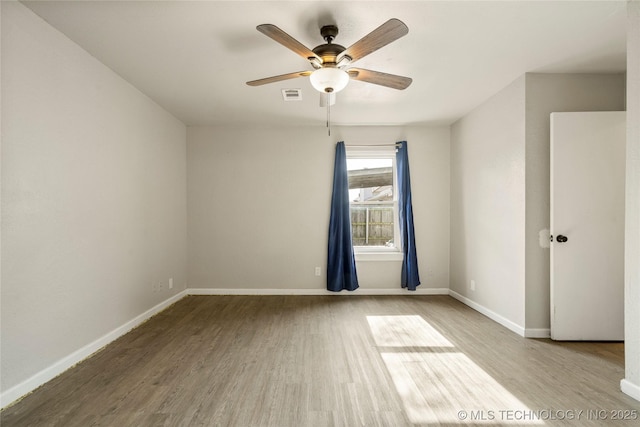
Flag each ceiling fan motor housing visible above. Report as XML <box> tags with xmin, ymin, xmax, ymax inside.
<box><xmin>312</xmin><ymin>43</ymin><xmax>346</xmax><ymax>67</ymax></box>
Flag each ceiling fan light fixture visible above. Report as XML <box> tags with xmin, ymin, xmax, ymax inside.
<box><xmin>310</xmin><ymin>68</ymin><xmax>349</xmax><ymax>93</ymax></box>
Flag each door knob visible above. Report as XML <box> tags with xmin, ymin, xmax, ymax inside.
<box><xmin>556</xmin><ymin>235</ymin><xmax>568</xmax><ymax>243</ymax></box>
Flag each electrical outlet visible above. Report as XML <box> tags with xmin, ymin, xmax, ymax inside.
<box><xmin>470</xmin><ymin>279</ymin><xmax>476</xmax><ymax>291</ymax></box>
<box><xmin>169</xmin><ymin>278</ymin><xmax>173</xmax><ymax>289</ymax></box>
<box><xmin>315</xmin><ymin>267</ymin><xmax>321</xmax><ymax>276</ymax></box>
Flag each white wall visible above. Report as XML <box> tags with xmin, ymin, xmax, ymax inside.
<box><xmin>187</xmin><ymin>125</ymin><xmax>449</xmax><ymax>292</ymax></box>
<box><xmin>524</xmin><ymin>73</ymin><xmax>625</xmax><ymax>331</ymax></box>
<box><xmin>1</xmin><ymin>1</ymin><xmax>187</xmax><ymax>401</ymax></box>
<box><xmin>450</xmin><ymin>76</ymin><xmax>527</xmax><ymax>329</ymax></box>
<box><xmin>623</xmin><ymin>0</ymin><xmax>640</xmax><ymax>402</ymax></box>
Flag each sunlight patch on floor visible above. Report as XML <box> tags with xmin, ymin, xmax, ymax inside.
<box><xmin>366</xmin><ymin>315</ymin><xmax>454</xmax><ymax>348</ymax></box>
<box><xmin>368</xmin><ymin>316</ymin><xmax>544</xmax><ymax>425</ymax></box>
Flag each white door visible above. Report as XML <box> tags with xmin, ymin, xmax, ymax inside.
<box><xmin>550</xmin><ymin>111</ymin><xmax>625</xmax><ymax>341</ymax></box>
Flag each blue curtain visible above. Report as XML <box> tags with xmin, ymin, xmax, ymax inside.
<box><xmin>327</xmin><ymin>142</ymin><xmax>359</xmax><ymax>292</ymax></box>
<box><xmin>396</xmin><ymin>141</ymin><xmax>421</xmax><ymax>290</ymax></box>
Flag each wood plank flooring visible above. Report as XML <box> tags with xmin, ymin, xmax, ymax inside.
<box><xmin>2</xmin><ymin>295</ymin><xmax>639</xmax><ymax>426</ymax></box>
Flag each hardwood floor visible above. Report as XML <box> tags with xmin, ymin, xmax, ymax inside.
<box><xmin>2</xmin><ymin>295</ymin><xmax>638</xmax><ymax>426</ymax></box>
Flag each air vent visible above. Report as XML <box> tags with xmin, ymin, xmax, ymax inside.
<box><xmin>282</xmin><ymin>89</ymin><xmax>302</xmax><ymax>101</ymax></box>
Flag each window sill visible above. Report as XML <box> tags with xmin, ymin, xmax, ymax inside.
<box><xmin>354</xmin><ymin>250</ymin><xmax>404</xmax><ymax>262</ymax></box>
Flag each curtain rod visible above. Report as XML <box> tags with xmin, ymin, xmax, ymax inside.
<box><xmin>345</xmin><ymin>142</ymin><xmax>404</xmax><ymax>147</ymax></box>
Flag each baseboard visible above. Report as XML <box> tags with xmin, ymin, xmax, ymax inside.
<box><xmin>524</xmin><ymin>328</ymin><xmax>551</xmax><ymax>338</ymax></box>
<box><xmin>0</xmin><ymin>290</ymin><xmax>187</xmax><ymax>409</ymax></box>
<box><xmin>448</xmin><ymin>290</ymin><xmax>526</xmax><ymax>337</ymax></box>
<box><xmin>187</xmin><ymin>287</ymin><xmax>450</xmax><ymax>296</ymax></box>
<box><xmin>621</xmin><ymin>379</ymin><xmax>640</xmax><ymax>402</ymax></box>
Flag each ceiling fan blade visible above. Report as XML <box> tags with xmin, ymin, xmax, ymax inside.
<box><xmin>347</xmin><ymin>68</ymin><xmax>412</xmax><ymax>90</ymax></box>
<box><xmin>246</xmin><ymin>71</ymin><xmax>312</xmax><ymax>86</ymax></box>
<box><xmin>338</xmin><ymin>19</ymin><xmax>408</xmax><ymax>64</ymax></box>
<box><xmin>319</xmin><ymin>92</ymin><xmax>336</xmax><ymax>107</ymax></box>
<box><xmin>257</xmin><ymin>24</ymin><xmax>321</xmax><ymax>62</ymax></box>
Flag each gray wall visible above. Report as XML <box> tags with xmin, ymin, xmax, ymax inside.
<box><xmin>1</xmin><ymin>2</ymin><xmax>187</xmax><ymax>395</ymax></box>
<box><xmin>187</xmin><ymin>125</ymin><xmax>450</xmax><ymax>292</ymax></box>
<box><xmin>450</xmin><ymin>76</ymin><xmax>527</xmax><ymax>328</ymax></box>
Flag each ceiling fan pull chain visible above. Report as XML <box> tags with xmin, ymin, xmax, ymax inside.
<box><xmin>327</xmin><ymin>100</ymin><xmax>331</xmax><ymax>136</ymax></box>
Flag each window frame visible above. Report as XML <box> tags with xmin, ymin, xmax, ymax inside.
<box><xmin>346</xmin><ymin>146</ymin><xmax>403</xmax><ymax>261</ymax></box>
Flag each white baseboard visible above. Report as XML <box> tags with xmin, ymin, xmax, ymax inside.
<box><xmin>621</xmin><ymin>379</ymin><xmax>640</xmax><ymax>402</ymax></box>
<box><xmin>0</xmin><ymin>290</ymin><xmax>187</xmax><ymax>409</ymax></box>
<box><xmin>524</xmin><ymin>328</ymin><xmax>551</xmax><ymax>338</ymax></box>
<box><xmin>448</xmin><ymin>290</ymin><xmax>526</xmax><ymax>337</ymax></box>
<box><xmin>186</xmin><ymin>287</ymin><xmax>450</xmax><ymax>296</ymax></box>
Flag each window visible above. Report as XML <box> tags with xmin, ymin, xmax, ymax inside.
<box><xmin>346</xmin><ymin>146</ymin><xmax>401</xmax><ymax>257</ymax></box>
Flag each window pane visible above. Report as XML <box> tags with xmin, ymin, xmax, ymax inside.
<box><xmin>347</xmin><ymin>157</ymin><xmax>395</xmax><ymax>247</ymax></box>
<box><xmin>350</xmin><ymin>204</ymin><xmax>395</xmax><ymax>246</ymax></box>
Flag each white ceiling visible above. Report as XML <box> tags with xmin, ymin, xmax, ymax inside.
<box><xmin>22</xmin><ymin>0</ymin><xmax>628</xmax><ymax>127</ymax></box>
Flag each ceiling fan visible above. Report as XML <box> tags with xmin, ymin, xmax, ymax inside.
<box><xmin>246</xmin><ymin>19</ymin><xmax>412</xmax><ymax>103</ymax></box>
